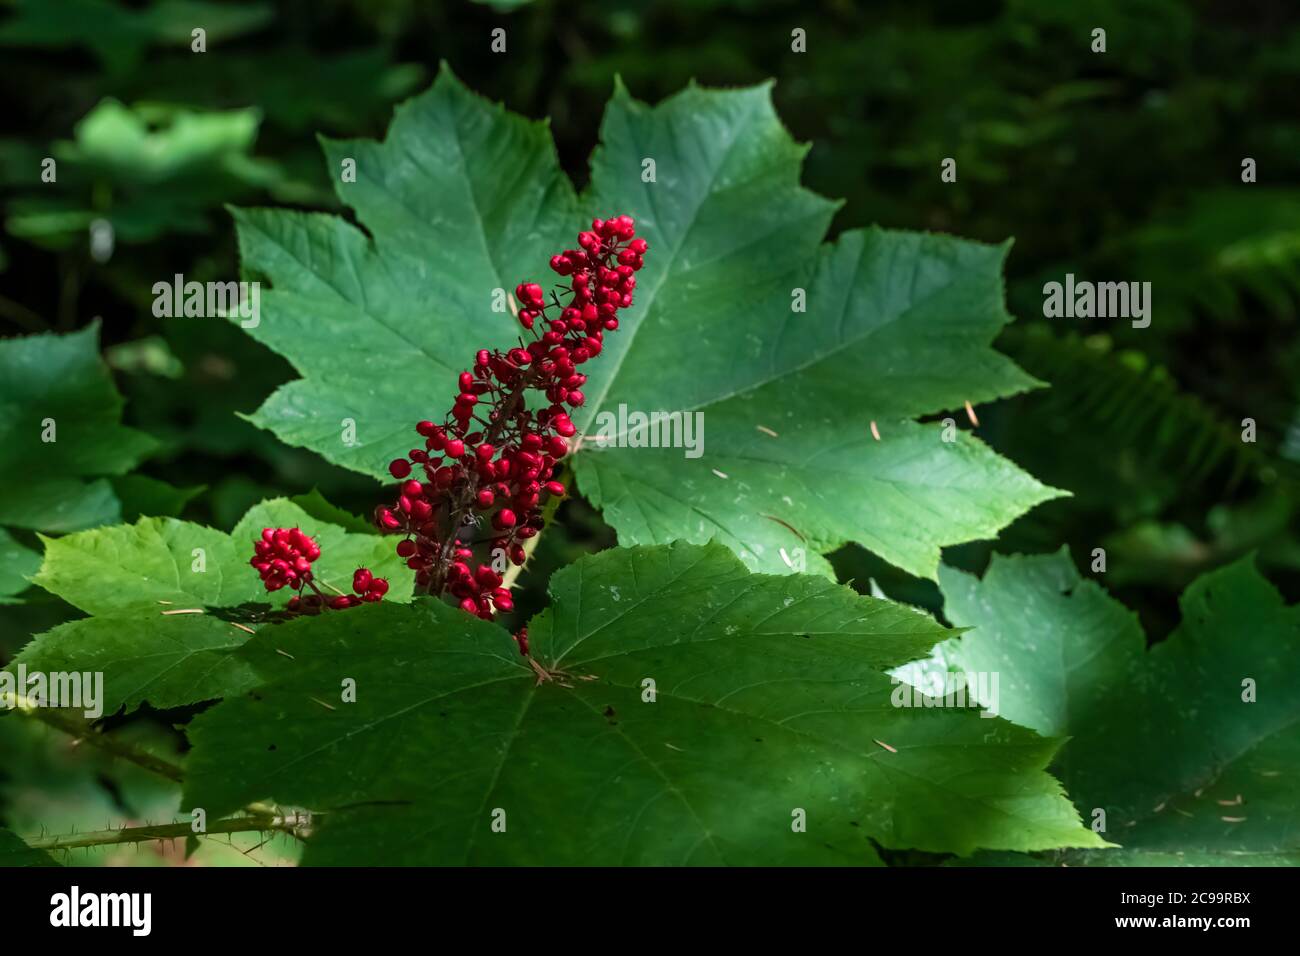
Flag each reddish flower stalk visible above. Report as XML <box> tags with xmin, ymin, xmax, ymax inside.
<box><xmin>377</xmin><ymin>215</ymin><xmax>647</xmax><ymax>624</ymax></box>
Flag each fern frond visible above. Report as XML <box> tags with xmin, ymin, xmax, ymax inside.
<box><xmin>999</xmin><ymin>323</ymin><xmax>1281</xmax><ymax>488</ymax></box>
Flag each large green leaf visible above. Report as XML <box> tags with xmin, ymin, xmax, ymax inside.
<box><xmin>232</xmin><ymin>67</ymin><xmax>1057</xmax><ymax>580</ymax></box>
<box><xmin>0</xmin><ymin>324</ymin><xmax>157</xmax><ymax>533</ymax></box>
<box><xmin>232</xmin><ymin>67</ymin><xmax>579</xmax><ymax>470</ymax></box>
<box><xmin>932</xmin><ymin>550</ymin><xmax>1300</xmax><ymax>865</ymax></box>
<box><xmin>13</xmin><ymin>498</ymin><xmax>412</xmax><ymax>715</ymax></box>
<box><xmin>183</xmin><ymin>541</ymin><xmax>1103</xmax><ymax>865</ymax></box>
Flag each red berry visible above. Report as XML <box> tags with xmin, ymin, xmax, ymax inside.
<box><xmin>353</xmin><ymin>568</ymin><xmax>373</xmax><ymax>594</ymax></box>
<box><xmin>389</xmin><ymin>458</ymin><xmax>412</xmax><ymax>479</ymax></box>
<box><xmin>251</xmin><ymin>527</ymin><xmax>323</xmax><ymax>595</ymax></box>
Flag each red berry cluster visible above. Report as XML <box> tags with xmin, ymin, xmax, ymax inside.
<box><xmin>250</xmin><ymin>527</ymin><xmax>320</xmax><ymax>591</ymax></box>
<box><xmin>251</xmin><ymin>526</ymin><xmax>387</xmax><ymax>615</ymax></box>
<box><xmin>379</xmin><ymin>215</ymin><xmax>647</xmax><ymax>622</ymax></box>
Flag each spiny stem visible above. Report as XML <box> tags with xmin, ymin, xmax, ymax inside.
<box><xmin>28</xmin><ymin>812</ymin><xmax>314</xmax><ymax>852</ymax></box>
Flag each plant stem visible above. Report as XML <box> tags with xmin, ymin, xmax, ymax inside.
<box><xmin>23</xmin><ymin>706</ymin><xmax>184</xmax><ymax>782</ymax></box>
<box><xmin>28</xmin><ymin>812</ymin><xmax>313</xmax><ymax>852</ymax></box>
<box><xmin>501</xmin><ymin>490</ymin><xmax>561</xmax><ymax>590</ymax></box>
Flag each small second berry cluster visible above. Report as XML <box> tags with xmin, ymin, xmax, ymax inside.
<box><xmin>251</xmin><ymin>526</ymin><xmax>387</xmax><ymax>614</ymax></box>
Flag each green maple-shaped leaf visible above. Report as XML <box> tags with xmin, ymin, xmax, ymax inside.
<box><xmin>183</xmin><ymin>541</ymin><xmax>1104</xmax><ymax>865</ymax></box>
<box><xmin>930</xmin><ymin>550</ymin><xmax>1300</xmax><ymax>865</ymax></box>
<box><xmin>232</xmin><ymin>67</ymin><xmax>1058</xmax><ymax>580</ymax></box>
<box><xmin>0</xmin><ymin>323</ymin><xmax>157</xmax><ymax>533</ymax></box>
<box><xmin>12</xmin><ymin>498</ymin><xmax>412</xmax><ymax>715</ymax></box>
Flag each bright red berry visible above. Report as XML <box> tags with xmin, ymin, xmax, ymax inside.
<box><xmin>353</xmin><ymin>568</ymin><xmax>373</xmax><ymax>594</ymax></box>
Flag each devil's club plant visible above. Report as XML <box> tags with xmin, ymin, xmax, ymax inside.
<box><xmin>374</xmin><ymin>215</ymin><xmax>646</xmax><ymax>623</ymax></box>
<box><xmin>23</xmin><ymin>73</ymin><xmax>1252</xmax><ymax>869</ymax></box>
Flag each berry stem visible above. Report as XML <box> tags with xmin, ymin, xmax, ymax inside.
<box><xmin>429</xmin><ymin>364</ymin><xmax>541</xmax><ymax>595</ymax></box>
<box><xmin>500</xmin><ymin>489</ymin><xmax>562</xmax><ymax>591</ymax></box>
